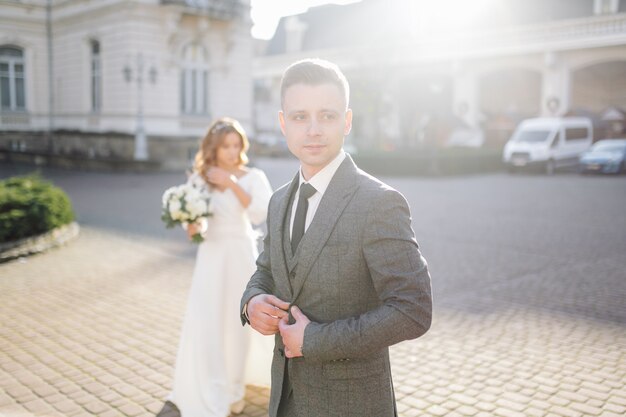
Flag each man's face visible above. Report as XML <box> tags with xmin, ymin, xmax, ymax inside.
<box><xmin>279</xmin><ymin>83</ymin><xmax>352</xmax><ymax>180</ymax></box>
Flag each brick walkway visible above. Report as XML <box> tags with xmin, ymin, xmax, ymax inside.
<box><xmin>1</xmin><ymin>167</ymin><xmax>625</xmax><ymax>417</ymax></box>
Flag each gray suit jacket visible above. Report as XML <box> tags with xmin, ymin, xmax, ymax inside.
<box><xmin>241</xmin><ymin>155</ymin><xmax>432</xmax><ymax>417</ymax></box>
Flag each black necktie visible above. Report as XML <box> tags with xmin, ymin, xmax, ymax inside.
<box><xmin>291</xmin><ymin>183</ymin><xmax>317</xmax><ymax>253</ymax></box>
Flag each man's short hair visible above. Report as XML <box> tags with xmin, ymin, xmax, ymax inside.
<box><xmin>280</xmin><ymin>58</ymin><xmax>350</xmax><ymax>109</ymax></box>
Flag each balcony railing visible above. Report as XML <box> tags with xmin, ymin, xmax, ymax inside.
<box><xmin>161</xmin><ymin>0</ymin><xmax>247</xmax><ymax>20</ymax></box>
<box><xmin>375</xmin><ymin>13</ymin><xmax>626</xmax><ymax>63</ymax></box>
<box><xmin>467</xmin><ymin>13</ymin><xmax>626</xmax><ymax>51</ymax></box>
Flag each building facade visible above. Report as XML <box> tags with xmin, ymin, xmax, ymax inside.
<box><xmin>0</xmin><ymin>0</ymin><xmax>252</xmax><ymax>167</ymax></box>
<box><xmin>253</xmin><ymin>0</ymin><xmax>626</xmax><ymax>152</ymax></box>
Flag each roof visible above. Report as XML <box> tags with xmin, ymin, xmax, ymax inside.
<box><xmin>264</xmin><ymin>0</ymin><xmax>603</xmax><ymax>56</ymax></box>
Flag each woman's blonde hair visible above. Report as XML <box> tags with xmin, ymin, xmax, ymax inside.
<box><xmin>193</xmin><ymin>117</ymin><xmax>250</xmax><ymax>183</ymax></box>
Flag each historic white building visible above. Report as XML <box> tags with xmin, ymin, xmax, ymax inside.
<box><xmin>254</xmin><ymin>0</ymin><xmax>626</xmax><ymax>151</ymax></box>
<box><xmin>0</xmin><ymin>0</ymin><xmax>252</xmax><ymax>164</ymax></box>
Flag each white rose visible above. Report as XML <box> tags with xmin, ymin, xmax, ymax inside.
<box><xmin>186</xmin><ymin>188</ymin><xmax>201</xmax><ymax>201</ymax></box>
<box><xmin>188</xmin><ymin>200</ymin><xmax>207</xmax><ymax>218</ymax></box>
<box><xmin>162</xmin><ymin>187</ymin><xmax>176</xmax><ymax>206</ymax></box>
<box><xmin>169</xmin><ymin>199</ymin><xmax>182</xmax><ymax>215</ymax></box>
<box><xmin>187</xmin><ymin>205</ymin><xmax>199</xmax><ymax>219</ymax></box>
<box><xmin>173</xmin><ymin>185</ymin><xmax>185</xmax><ymax>199</ymax></box>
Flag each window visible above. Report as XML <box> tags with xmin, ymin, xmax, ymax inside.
<box><xmin>181</xmin><ymin>43</ymin><xmax>209</xmax><ymax>115</ymax></box>
<box><xmin>91</xmin><ymin>40</ymin><xmax>102</xmax><ymax>112</ymax></box>
<box><xmin>594</xmin><ymin>0</ymin><xmax>619</xmax><ymax>14</ymax></box>
<box><xmin>514</xmin><ymin>130</ymin><xmax>551</xmax><ymax>143</ymax></box>
<box><xmin>0</xmin><ymin>46</ymin><xmax>26</xmax><ymax>111</ymax></box>
<box><xmin>550</xmin><ymin>131</ymin><xmax>561</xmax><ymax>148</ymax></box>
<box><xmin>565</xmin><ymin>127</ymin><xmax>589</xmax><ymax>141</ymax></box>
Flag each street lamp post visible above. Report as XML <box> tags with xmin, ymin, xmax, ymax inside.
<box><xmin>123</xmin><ymin>53</ymin><xmax>157</xmax><ymax>161</ymax></box>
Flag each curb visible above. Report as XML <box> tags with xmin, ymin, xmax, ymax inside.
<box><xmin>0</xmin><ymin>222</ymin><xmax>80</xmax><ymax>263</ymax></box>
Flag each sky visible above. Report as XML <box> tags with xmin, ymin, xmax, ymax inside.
<box><xmin>250</xmin><ymin>0</ymin><xmax>362</xmax><ymax>40</ymax></box>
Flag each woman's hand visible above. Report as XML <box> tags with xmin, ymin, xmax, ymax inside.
<box><xmin>207</xmin><ymin>167</ymin><xmax>236</xmax><ymax>189</ymax></box>
<box><xmin>186</xmin><ymin>222</ymin><xmax>201</xmax><ymax>240</ymax></box>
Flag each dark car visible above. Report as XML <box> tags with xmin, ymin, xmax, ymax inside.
<box><xmin>579</xmin><ymin>139</ymin><xmax>626</xmax><ymax>174</ymax></box>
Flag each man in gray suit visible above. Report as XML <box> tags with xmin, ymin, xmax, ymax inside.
<box><xmin>241</xmin><ymin>58</ymin><xmax>432</xmax><ymax>417</ymax></box>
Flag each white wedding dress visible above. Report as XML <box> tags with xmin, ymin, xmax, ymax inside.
<box><xmin>169</xmin><ymin>168</ymin><xmax>274</xmax><ymax>417</ymax></box>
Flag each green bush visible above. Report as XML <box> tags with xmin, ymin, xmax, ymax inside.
<box><xmin>0</xmin><ymin>174</ymin><xmax>75</xmax><ymax>243</ymax></box>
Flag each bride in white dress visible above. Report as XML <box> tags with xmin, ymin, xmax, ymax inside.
<box><xmin>159</xmin><ymin>118</ymin><xmax>274</xmax><ymax>417</ymax></box>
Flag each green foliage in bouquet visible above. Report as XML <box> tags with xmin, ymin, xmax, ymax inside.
<box><xmin>0</xmin><ymin>174</ymin><xmax>75</xmax><ymax>243</ymax></box>
<box><xmin>160</xmin><ymin>210</ymin><xmax>179</xmax><ymax>229</ymax></box>
<box><xmin>161</xmin><ymin>208</ymin><xmax>204</xmax><ymax>243</ymax></box>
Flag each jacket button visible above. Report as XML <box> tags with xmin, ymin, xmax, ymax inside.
<box><xmin>278</xmin><ymin>348</ymin><xmax>285</xmax><ymax>357</ymax></box>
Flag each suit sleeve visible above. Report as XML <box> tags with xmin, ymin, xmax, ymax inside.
<box><xmin>302</xmin><ymin>189</ymin><xmax>432</xmax><ymax>361</ymax></box>
<box><xmin>240</xmin><ymin>195</ymin><xmax>277</xmax><ymax>326</ymax></box>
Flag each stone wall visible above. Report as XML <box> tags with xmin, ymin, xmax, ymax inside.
<box><xmin>0</xmin><ymin>130</ymin><xmax>198</xmax><ymax>171</ymax></box>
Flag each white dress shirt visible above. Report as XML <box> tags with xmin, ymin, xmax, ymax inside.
<box><xmin>289</xmin><ymin>150</ymin><xmax>346</xmax><ymax>239</ymax></box>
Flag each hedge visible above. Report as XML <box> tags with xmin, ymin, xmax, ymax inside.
<box><xmin>0</xmin><ymin>174</ymin><xmax>75</xmax><ymax>243</ymax></box>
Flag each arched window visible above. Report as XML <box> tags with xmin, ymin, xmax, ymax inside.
<box><xmin>181</xmin><ymin>43</ymin><xmax>208</xmax><ymax>115</ymax></box>
<box><xmin>91</xmin><ymin>40</ymin><xmax>102</xmax><ymax>112</ymax></box>
<box><xmin>0</xmin><ymin>46</ymin><xmax>26</xmax><ymax>111</ymax></box>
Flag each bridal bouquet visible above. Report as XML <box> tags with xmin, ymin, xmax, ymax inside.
<box><xmin>161</xmin><ymin>182</ymin><xmax>212</xmax><ymax>243</ymax></box>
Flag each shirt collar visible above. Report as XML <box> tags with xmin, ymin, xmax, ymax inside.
<box><xmin>298</xmin><ymin>150</ymin><xmax>346</xmax><ymax>198</ymax></box>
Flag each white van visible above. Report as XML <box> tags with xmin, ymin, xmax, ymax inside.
<box><xmin>503</xmin><ymin>117</ymin><xmax>593</xmax><ymax>174</ymax></box>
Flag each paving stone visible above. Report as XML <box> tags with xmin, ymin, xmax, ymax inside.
<box><xmin>0</xmin><ymin>394</ymin><xmax>13</xmax><ymax>408</ymax></box>
<box><xmin>455</xmin><ymin>405</ymin><xmax>479</xmax><ymax>416</ymax></box>
<box><xmin>449</xmin><ymin>393</ymin><xmax>478</xmax><ymax>406</ymax></box>
<box><xmin>99</xmin><ymin>409</ymin><xmax>125</xmax><ymax>417</ymax></box>
<box><xmin>22</xmin><ymin>398</ymin><xmax>56</xmax><ymax>414</ymax></box>
<box><xmin>603</xmin><ymin>402</ymin><xmax>626</xmax><ymax>414</ymax></box>
<box><xmin>598</xmin><ymin>412</ymin><xmax>624</xmax><ymax>417</ymax></box>
<box><xmin>493</xmin><ymin>407</ymin><xmax>526</xmax><ymax>417</ymax></box>
<box><xmin>45</xmin><ymin>393</ymin><xmax>68</xmax><ymax>404</ymax></box>
<box><xmin>548</xmin><ymin>405</ymin><xmax>583</xmax><ymax>417</ymax></box>
<box><xmin>474</xmin><ymin>400</ymin><xmax>498</xmax><ymax>413</ymax></box>
<box><xmin>402</xmin><ymin>396</ymin><xmax>430</xmax><ymax>410</ymax></box>
<box><xmin>116</xmin><ymin>402</ymin><xmax>145</xmax><ymax>417</ymax></box>
<box><xmin>440</xmin><ymin>400</ymin><xmax>460</xmax><ymax>410</ymax></box>
<box><xmin>501</xmin><ymin>392</ymin><xmax>532</xmax><ymax>406</ymax></box>
<box><xmin>525</xmin><ymin>406</ymin><xmax>546</xmax><ymax>417</ymax></box>
<box><xmin>425</xmin><ymin>405</ymin><xmax>450</xmax><ymax>416</ymax></box>
<box><xmin>581</xmin><ymin>381</ymin><xmax>612</xmax><ymax>393</ymax></box>
<box><xmin>608</xmin><ymin>394</ymin><xmax>626</xmax><ymax>406</ymax></box>
<box><xmin>31</xmin><ymin>383</ymin><xmax>59</xmax><ymax>398</ymax></box>
<box><xmin>495</xmin><ymin>398</ymin><xmax>526</xmax><ymax>412</ymax></box>
<box><xmin>83</xmin><ymin>399</ymin><xmax>111</xmax><ymax>415</ymax></box>
<box><xmin>52</xmin><ymin>399</ymin><xmax>83</xmax><ymax>415</ymax></box>
<box><xmin>570</xmin><ymin>401</ymin><xmax>603</xmax><ymax>416</ymax></box>
<box><xmin>4</xmin><ymin>385</ymin><xmax>32</xmax><ymax>399</ymax></box>
<box><xmin>578</xmin><ymin>387</ymin><xmax>610</xmax><ymax>402</ymax></box>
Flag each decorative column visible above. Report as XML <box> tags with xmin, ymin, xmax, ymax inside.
<box><xmin>541</xmin><ymin>51</ymin><xmax>571</xmax><ymax>116</ymax></box>
<box><xmin>452</xmin><ymin>61</ymin><xmax>480</xmax><ymax>128</ymax></box>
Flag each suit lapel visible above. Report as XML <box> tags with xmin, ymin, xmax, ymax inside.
<box><xmin>291</xmin><ymin>155</ymin><xmax>360</xmax><ymax>302</ymax></box>
<box><xmin>272</xmin><ymin>172</ymin><xmax>300</xmax><ymax>299</ymax></box>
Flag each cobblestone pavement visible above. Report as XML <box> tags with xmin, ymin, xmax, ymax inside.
<box><xmin>1</xmin><ymin>160</ymin><xmax>625</xmax><ymax>417</ymax></box>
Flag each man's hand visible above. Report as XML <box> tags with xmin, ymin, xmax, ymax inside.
<box><xmin>278</xmin><ymin>305</ymin><xmax>311</xmax><ymax>358</ymax></box>
<box><xmin>247</xmin><ymin>294</ymin><xmax>290</xmax><ymax>335</ymax></box>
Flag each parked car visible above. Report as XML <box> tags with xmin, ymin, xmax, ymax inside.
<box><xmin>503</xmin><ymin>117</ymin><xmax>593</xmax><ymax>174</ymax></box>
<box><xmin>578</xmin><ymin>139</ymin><xmax>626</xmax><ymax>174</ymax></box>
